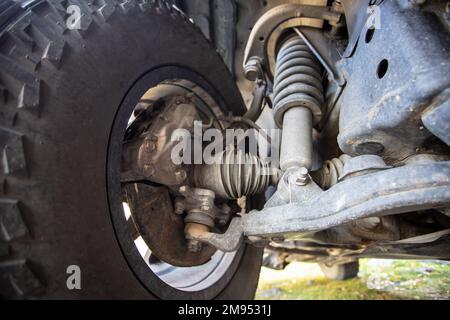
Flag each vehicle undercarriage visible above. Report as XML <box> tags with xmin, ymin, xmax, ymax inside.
<box><xmin>0</xmin><ymin>0</ymin><xmax>449</xmax><ymax>299</ymax></box>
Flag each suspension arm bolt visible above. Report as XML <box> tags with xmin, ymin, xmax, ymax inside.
<box><xmin>295</xmin><ymin>167</ymin><xmax>310</xmax><ymax>186</ymax></box>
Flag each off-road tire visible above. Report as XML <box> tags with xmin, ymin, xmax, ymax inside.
<box><xmin>0</xmin><ymin>0</ymin><xmax>262</xmax><ymax>299</ymax></box>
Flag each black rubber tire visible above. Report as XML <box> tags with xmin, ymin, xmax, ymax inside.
<box><xmin>0</xmin><ymin>0</ymin><xmax>262</xmax><ymax>299</ymax></box>
<box><xmin>319</xmin><ymin>261</ymin><xmax>359</xmax><ymax>281</ymax></box>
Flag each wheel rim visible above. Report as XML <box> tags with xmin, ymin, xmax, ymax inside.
<box><xmin>123</xmin><ymin>203</ymin><xmax>237</xmax><ymax>292</ymax></box>
<box><xmin>107</xmin><ymin>66</ymin><xmax>242</xmax><ymax>298</ymax></box>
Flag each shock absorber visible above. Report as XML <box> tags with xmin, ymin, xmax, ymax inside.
<box><xmin>273</xmin><ymin>35</ymin><xmax>325</xmax><ymax>171</ymax></box>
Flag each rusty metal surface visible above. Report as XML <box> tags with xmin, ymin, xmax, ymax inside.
<box><xmin>421</xmin><ymin>88</ymin><xmax>450</xmax><ymax>147</ymax></box>
<box><xmin>121</xmin><ymin>96</ymin><xmax>199</xmax><ymax>186</ymax></box>
<box><xmin>337</xmin><ymin>0</ymin><xmax>450</xmax><ymax>161</ymax></box>
<box><xmin>124</xmin><ymin>183</ymin><xmax>216</xmax><ymax>267</ymax></box>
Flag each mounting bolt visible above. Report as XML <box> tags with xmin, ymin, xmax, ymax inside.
<box><xmin>244</xmin><ymin>57</ymin><xmax>262</xmax><ymax>81</ymax></box>
<box><xmin>295</xmin><ymin>167</ymin><xmax>309</xmax><ymax>186</ymax></box>
<box><xmin>187</xmin><ymin>239</ymin><xmax>202</xmax><ymax>253</ymax></box>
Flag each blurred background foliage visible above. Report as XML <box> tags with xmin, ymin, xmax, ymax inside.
<box><xmin>256</xmin><ymin>259</ymin><xmax>450</xmax><ymax>300</ymax></box>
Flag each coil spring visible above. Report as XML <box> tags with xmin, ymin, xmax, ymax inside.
<box><xmin>273</xmin><ymin>36</ymin><xmax>324</xmax><ymax>127</ymax></box>
<box><xmin>194</xmin><ymin>150</ymin><xmax>275</xmax><ymax>199</ymax></box>
<box><xmin>312</xmin><ymin>154</ymin><xmax>352</xmax><ymax>189</ymax></box>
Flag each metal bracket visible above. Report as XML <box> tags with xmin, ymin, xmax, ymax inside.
<box><xmin>191</xmin><ymin>161</ymin><xmax>450</xmax><ymax>252</ymax></box>
<box><xmin>243</xmin><ymin>3</ymin><xmax>341</xmax><ymax>81</ymax></box>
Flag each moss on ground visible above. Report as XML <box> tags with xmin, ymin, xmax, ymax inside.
<box><xmin>256</xmin><ymin>259</ymin><xmax>450</xmax><ymax>300</ymax></box>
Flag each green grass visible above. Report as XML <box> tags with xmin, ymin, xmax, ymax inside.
<box><xmin>256</xmin><ymin>260</ymin><xmax>450</xmax><ymax>300</ymax></box>
<box><xmin>360</xmin><ymin>260</ymin><xmax>450</xmax><ymax>299</ymax></box>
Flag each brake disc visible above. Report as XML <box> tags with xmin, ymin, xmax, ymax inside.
<box><xmin>124</xmin><ymin>183</ymin><xmax>216</xmax><ymax>267</ymax></box>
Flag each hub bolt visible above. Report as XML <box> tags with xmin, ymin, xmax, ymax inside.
<box><xmin>187</xmin><ymin>239</ymin><xmax>202</xmax><ymax>253</ymax></box>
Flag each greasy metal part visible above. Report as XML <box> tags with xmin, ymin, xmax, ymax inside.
<box><xmin>124</xmin><ymin>183</ymin><xmax>216</xmax><ymax>266</ymax></box>
<box><xmin>265</xmin><ymin>240</ymin><xmax>360</xmax><ymax>265</ymax></box>
<box><xmin>217</xmin><ymin>115</ymin><xmax>273</xmax><ymax>145</ymax></box>
<box><xmin>175</xmin><ymin>186</ymin><xmax>232</xmax><ymax>225</ymax></box>
<box><xmin>243</xmin><ymin>3</ymin><xmax>341</xmax><ymax>81</ymax></box>
<box><xmin>190</xmin><ymin>161</ymin><xmax>450</xmax><ymax>252</ymax></box>
<box><xmin>339</xmin><ymin>154</ymin><xmax>390</xmax><ymax>181</ymax></box>
<box><xmin>184</xmin><ymin>223</ymin><xmax>210</xmax><ymax>253</ymax></box>
<box><xmin>245</xmin><ymin>162</ymin><xmax>450</xmax><ymax>237</ymax></box>
<box><xmin>262</xmin><ymin>250</ymin><xmax>289</xmax><ymax>270</ymax></box>
<box><xmin>270</xmin><ymin>229</ymin><xmax>450</xmax><ymax>263</ymax></box>
<box><xmin>243</xmin><ymin>57</ymin><xmax>264</xmax><ymax>83</ymax></box>
<box><xmin>338</xmin><ymin>0</ymin><xmax>450</xmax><ymax>160</ymax></box>
<box><xmin>340</xmin><ymin>0</ymin><xmax>371</xmax><ymax>58</ymax></box>
<box><xmin>350</xmin><ymin>217</ymin><xmax>398</xmax><ymax>241</ymax></box>
<box><xmin>272</xmin><ymin>36</ymin><xmax>324</xmax><ymax>128</ymax></box>
<box><xmin>310</xmin><ymin>154</ymin><xmax>351</xmax><ymax>189</ymax></box>
<box><xmin>358</xmin><ymin>229</ymin><xmax>450</xmax><ymax>260</ymax></box>
<box><xmin>267</xmin><ymin>244</ymin><xmax>328</xmax><ymax>257</ymax></box>
<box><xmin>328</xmin><ymin>0</ymin><xmax>346</xmax><ymax>37</ymax></box>
<box><xmin>177</xmin><ymin>186</ymin><xmax>216</xmax><ymax>227</ymax></box>
<box><xmin>311</xmin><ymin>212</ymin><xmax>440</xmax><ymax>245</ymax></box>
<box><xmin>189</xmin><ymin>217</ymin><xmax>245</xmax><ymax>253</ymax></box>
<box><xmin>121</xmin><ymin>96</ymin><xmax>199</xmax><ymax>185</ymax></box>
<box><xmin>175</xmin><ymin>186</ymin><xmax>217</xmax><ymax>253</ymax></box>
<box><xmin>280</xmin><ymin>108</ymin><xmax>313</xmax><ymax>170</ymax></box>
<box><xmin>264</xmin><ymin>166</ymin><xmax>322</xmax><ymax>208</ymax></box>
<box><xmin>243</xmin><ymin>79</ymin><xmax>267</xmax><ymax>122</ymax></box>
<box><xmin>194</xmin><ymin>149</ymin><xmax>275</xmax><ymax>199</ymax></box>
<box><xmin>404</xmin><ymin>153</ymin><xmax>450</xmax><ymax>165</ymax></box>
<box><xmin>421</xmin><ymin>88</ymin><xmax>450</xmax><ymax>147</ymax></box>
